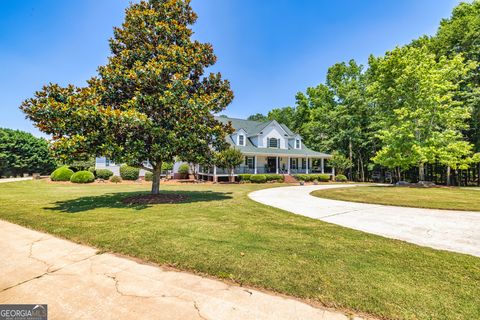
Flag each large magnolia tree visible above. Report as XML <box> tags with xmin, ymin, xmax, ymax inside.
<box><xmin>21</xmin><ymin>0</ymin><xmax>233</xmax><ymax>194</ymax></box>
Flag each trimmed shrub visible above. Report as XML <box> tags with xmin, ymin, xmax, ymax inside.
<box><xmin>238</xmin><ymin>174</ymin><xmax>251</xmax><ymax>182</ymax></box>
<box><xmin>110</xmin><ymin>175</ymin><xmax>122</xmax><ymax>183</ymax></box>
<box><xmin>50</xmin><ymin>166</ymin><xmax>74</xmax><ymax>181</ymax></box>
<box><xmin>70</xmin><ymin>170</ymin><xmax>95</xmax><ymax>183</ymax></box>
<box><xmin>335</xmin><ymin>174</ymin><xmax>348</xmax><ymax>182</ymax></box>
<box><xmin>145</xmin><ymin>172</ymin><xmax>153</xmax><ymax>181</ymax></box>
<box><xmin>96</xmin><ymin>169</ymin><xmax>114</xmax><ymax>180</ymax></box>
<box><xmin>120</xmin><ymin>165</ymin><xmax>139</xmax><ymax>180</ymax></box>
<box><xmin>264</xmin><ymin>174</ymin><xmax>284</xmax><ymax>182</ymax></box>
<box><xmin>88</xmin><ymin>166</ymin><xmax>96</xmax><ymax>175</ymax></box>
<box><xmin>317</xmin><ymin>174</ymin><xmax>331</xmax><ymax>182</ymax></box>
<box><xmin>178</xmin><ymin>164</ymin><xmax>190</xmax><ymax>175</ymax></box>
<box><xmin>293</xmin><ymin>174</ymin><xmax>330</xmax><ymax>182</ymax></box>
<box><xmin>250</xmin><ymin>174</ymin><xmax>267</xmax><ymax>183</ymax></box>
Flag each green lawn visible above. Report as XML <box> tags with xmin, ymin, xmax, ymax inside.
<box><xmin>312</xmin><ymin>185</ymin><xmax>480</xmax><ymax>211</ymax></box>
<box><xmin>0</xmin><ymin>180</ymin><xmax>479</xmax><ymax>320</ymax></box>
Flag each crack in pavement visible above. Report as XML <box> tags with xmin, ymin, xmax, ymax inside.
<box><xmin>2</xmin><ymin>240</ymin><xmax>98</xmax><ymax>293</ymax></box>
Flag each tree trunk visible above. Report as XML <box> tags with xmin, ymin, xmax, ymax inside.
<box><xmin>446</xmin><ymin>166</ymin><xmax>451</xmax><ymax>186</ymax></box>
<box><xmin>151</xmin><ymin>162</ymin><xmax>162</xmax><ymax>195</ymax></box>
<box><xmin>348</xmin><ymin>138</ymin><xmax>353</xmax><ymax>181</ymax></box>
<box><xmin>229</xmin><ymin>168</ymin><xmax>235</xmax><ymax>183</ymax></box>
<box><xmin>419</xmin><ymin>163</ymin><xmax>425</xmax><ymax>181</ymax></box>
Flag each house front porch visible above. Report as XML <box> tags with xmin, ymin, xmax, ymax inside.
<box><xmin>198</xmin><ymin>154</ymin><xmax>334</xmax><ymax>181</ymax></box>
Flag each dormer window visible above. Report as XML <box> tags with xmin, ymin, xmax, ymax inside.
<box><xmin>238</xmin><ymin>134</ymin><xmax>245</xmax><ymax>146</ymax></box>
<box><xmin>295</xmin><ymin>139</ymin><xmax>301</xmax><ymax>149</ymax></box>
<box><xmin>268</xmin><ymin>138</ymin><xmax>279</xmax><ymax>148</ymax></box>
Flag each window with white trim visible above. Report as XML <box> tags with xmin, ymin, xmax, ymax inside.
<box><xmin>239</xmin><ymin>134</ymin><xmax>245</xmax><ymax>146</ymax></box>
<box><xmin>295</xmin><ymin>139</ymin><xmax>301</xmax><ymax>149</ymax></box>
<box><xmin>245</xmin><ymin>156</ymin><xmax>254</xmax><ymax>169</ymax></box>
<box><xmin>268</xmin><ymin>138</ymin><xmax>279</xmax><ymax>148</ymax></box>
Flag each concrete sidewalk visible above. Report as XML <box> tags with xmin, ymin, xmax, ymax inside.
<box><xmin>0</xmin><ymin>177</ymin><xmax>33</xmax><ymax>183</ymax></box>
<box><xmin>249</xmin><ymin>184</ymin><xmax>480</xmax><ymax>258</ymax></box>
<box><xmin>0</xmin><ymin>220</ymin><xmax>362</xmax><ymax>320</ymax></box>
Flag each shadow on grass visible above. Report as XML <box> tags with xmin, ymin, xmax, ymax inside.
<box><xmin>45</xmin><ymin>190</ymin><xmax>233</xmax><ymax>213</ymax></box>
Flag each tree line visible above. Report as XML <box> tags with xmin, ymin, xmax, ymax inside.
<box><xmin>249</xmin><ymin>1</ymin><xmax>480</xmax><ymax>185</ymax></box>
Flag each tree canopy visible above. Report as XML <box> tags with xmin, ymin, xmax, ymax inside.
<box><xmin>0</xmin><ymin>128</ymin><xmax>57</xmax><ymax>177</ymax></box>
<box><xmin>21</xmin><ymin>0</ymin><xmax>233</xmax><ymax>194</ymax></box>
<box><xmin>251</xmin><ymin>0</ymin><xmax>480</xmax><ymax>184</ymax></box>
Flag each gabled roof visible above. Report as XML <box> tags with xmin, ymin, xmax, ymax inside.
<box><xmin>216</xmin><ymin>116</ymin><xmax>331</xmax><ymax>158</ymax></box>
<box><xmin>215</xmin><ymin>116</ymin><xmax>294</xmax><ymax>137</ymax></box>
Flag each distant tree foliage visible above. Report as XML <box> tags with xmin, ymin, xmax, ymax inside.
<box><xmin>0</xmin><ymin>128</ymin><xmax>56</xmax><ymax>177</ymax></box>
<box><xmin>260</xmin><ymin>0</ymin><xmax>480</xmax><ymax>185</ymax></box>
<box><xmin>247</xmin><ymin>113</ymin><xmax>268</xmax><ymax>122</ymax></box>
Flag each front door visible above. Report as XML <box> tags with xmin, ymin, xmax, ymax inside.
<box><xmin>267</xmin><ymin>157</ymin><xmax>276</xmax><ymax>173</ymax></box>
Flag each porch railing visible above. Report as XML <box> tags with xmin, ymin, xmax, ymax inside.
<box><xmin>198</xmin><ymin>165</ymin><xmax>329</xmax><ymax>175</ymax></box>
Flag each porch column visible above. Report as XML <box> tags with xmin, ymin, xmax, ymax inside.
<box><xmin>332</xmin><ymin>167</ymin><xmax>335</xmax><ymax>181</ymax></box>
<box><xmin>276</xmin><ymin>156</ymin><xmax>279</xmax><ymax>174</ymax></box>
<box><xmin>213</xmin><ymin>165</ymin><xmax>217</xmax><ymax>182</ymax></box>
<box><xmin>306</xmin><ymin>156</ymin><xmax>309</xmax><ymax>174</ymax></box>
<box><xmin>321</xmin><ymin>158</ymin><xmax>324</xmax><ymax>174</ymax></box>
<box><xmin>287</xmin><ymin>156</ymin><xmax>290</xmax><ymax>174</ymax></box>
<box><xmin>254</xmin><ymin>155</ymin><xmax>257</xmax><ymax>174</ymax></box>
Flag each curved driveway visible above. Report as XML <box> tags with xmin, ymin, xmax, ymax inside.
<box><xmin>249</xmin><ymin>184</ymin><xmax>480</xmax><ymax>257</ymax></box>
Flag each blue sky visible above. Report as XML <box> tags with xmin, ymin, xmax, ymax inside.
<box><xmin>0</xmin><ymin>0</ymin><xmax>460</xmax><ymax>136</ymax></box>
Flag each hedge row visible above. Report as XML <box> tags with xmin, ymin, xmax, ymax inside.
<box><xmin>239</xmin><ymin>174</ymin><xmax>284</xmax><ymax>183</ymax></box>
<box><xmin>293</xmin><ymin>174</ymin><xmax>331</xmax><ymax>182</ymax></box>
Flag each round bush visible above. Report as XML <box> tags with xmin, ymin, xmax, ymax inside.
<box><xmin>238</xmin><ymin>174</ymin><xmax>251</xmax><ymax>182</ymax></box>
<box><xmin>110</xmin><ymin>175</ymin><xmax>122</xmax><ymax>183</ymax></box>
<box><xmin>250</xmin><ymin>174</ymin><xmax>267</xmax><ymax>183</ymax></box>
<box><xmin>120</xmin><ymin>165</ymin><xmax>140</xmax><ymax>180</ymax></box>
<box><xmin>50</xmin><ymin>166</ymin><xmax>74</xmax><ymax>181</ymax></box>
<box><xmin>70</xmin><ymin>170</ymin><xmax>95</xmax><ymax>184</ymax></box>
<box><xmin>145</xmin><ymin>172</ymin><xmax>153</xmax><ymax>181</ymax></box>
<box><xmin>178</xmin><ymin>164</ymin><xmax>190</xmax><ymax>175</ymax></box>
<box><xmin>96</xmin><ymin>169</ymin><xmax>114</xmax><ymax>180</ymax></box>
<box><xmin>335</xmin><ymin>174</ymin><xmax>348</xmax><ymax>182</ymax></box>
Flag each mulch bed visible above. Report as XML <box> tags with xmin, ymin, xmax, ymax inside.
<box><xmin>122</xmin><ymin>193</ymin><xmax>189</xmax><ymax>205</ymax></box>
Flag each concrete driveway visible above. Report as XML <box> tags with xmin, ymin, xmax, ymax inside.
<box><xmin>0</xmin><ymin>220</ymin><xmax>362</xmax><ymax>320</ymax></box>
<box><xmin>249</xmin><ymin>184</ymin><xmax>480</xmax><ymax>257</ymax></box>
<box><xmin>0</xmin><ymin>177</ymin><xmax>33</xmax><ymax>183</ymax></box>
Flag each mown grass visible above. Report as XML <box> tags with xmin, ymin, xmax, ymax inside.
<box><xmin>0</xmin><ymin>180</ymin><xmax>479</xmax><ymax>319</ymax></box>
<box><xmin>312</xmin><ymin>185</ymin><xmax>480</xmax><ymax>211</ymax></box>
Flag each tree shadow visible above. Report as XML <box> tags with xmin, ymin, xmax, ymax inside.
<box><xmin>45</xmin><ymin>190</ymin><xmax>233</xmax><ymax>213</ymax></box>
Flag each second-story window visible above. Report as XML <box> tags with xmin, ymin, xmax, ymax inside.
<box><xmin>268</xmin><ymin>138</ymin><xmax>279</xmax><ymax>148</ymax></box>
<box><xmin>239</xmin><ymin>135</ymin><xmax>245</xmax><ymax>146</ymax></box>
<box><xmin>295</xmin><ymin>139</ymin><xmax>300</xmax><ymax>149</ymax></box>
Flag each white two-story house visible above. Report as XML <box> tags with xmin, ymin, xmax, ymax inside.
<box><xmin>197</xmin><ymin>117</ymin><xmax>332</xmax><ymax>180</ymax></box>
<box><xmin>96</xmin><ymin>116</ymin><xmax>332</xmax><ymax>180</ymax></box>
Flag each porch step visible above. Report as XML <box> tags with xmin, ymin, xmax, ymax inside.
<box><xmin>283</xmin><ymin>174</ymin><xmax>298</xmax><ymax>184</ymax></box>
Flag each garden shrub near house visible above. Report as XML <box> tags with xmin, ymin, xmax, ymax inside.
<box><xmin>70</xmin><ymin>170</ymin><xmax>95</xmax><ymax>183</ymax></box>
<box><xmin>110</xmin><ymin>175</ymin><xmax>122</xmax><ymax>183</ymax></box>
<box><xmin>250</xmin><ymin>174</ymin><xmax>267</xmax><ymax>183</ymax></box>
<box><xmin>264</xmin><ymin>174</ymin><xmax>284</xmax><ymax>182</ymax></box>
<box><xmin>293</xmin><ymin>174</ymin><xmax>330</xmax><ymax>182</ymax></box>
<box><xmin>50</xmin><ymin>166</ymin><xmax>74</xmax><ymax>181</ymax></box>
<box><xmin>120</xmin><ymin>165</ymin><xmax>139</xmax><ymax>180</ymax></box>
<box><xmin>238</xmin><ymin>174</ymin><xmax>251</xmax><ymax>182</ymax></box>
<box><xmin>96</xmin><ymin>169</ymin><xmax>114</xmax><ymax>180</ymax></box>
<box><xmin>178</xmin><ymin>164</ymin><xmax>190</xmax><ymax>178</ymax></box>
<box><xmin>145</xmin><ymin>172</ymin><xmax>153</xmax><ymax>181</ymax></box>
<box><xmin>335</xmin><ymin>174</ymin><xmax>348</xmax><ymax>182</ymax></box>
